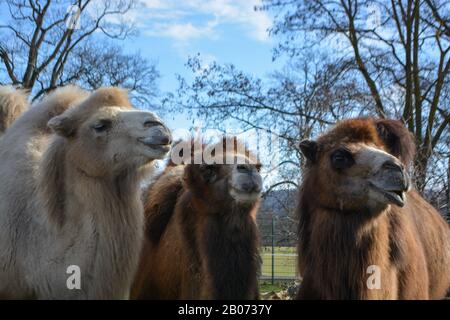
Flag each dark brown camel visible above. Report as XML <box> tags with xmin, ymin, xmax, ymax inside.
<box><xmin>296</xmin><ymin>118</ymin><xmax>450</xmax><ymax>299</ymax></box>
<box><xmin>131</xmin><ymin>138</ymin><xmax>263</xmax><ymax>299</ymax></box>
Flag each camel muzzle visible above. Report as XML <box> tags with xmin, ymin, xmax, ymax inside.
<box><xmin>229</xmin><ymin>170</ymin><xmax>263</xmax><ymax>203</ymax></box>
<box><xmin>370</xmin><ymin>160</ymin><xmax>410</xmax><ymax>207</ymax></box>
<box><xmin>139</xmin><ymin>125</ymin><xmax>172</xmax><ymax>147</ymax></box>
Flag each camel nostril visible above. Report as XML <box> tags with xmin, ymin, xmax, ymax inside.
<box><xmin>380</xmin><ymin>160</ymin><xmax>409</xmax><ymax>192</ymax></box>
<box><xmin>143</xmin><ymin>119</ymin><xmax>161</xmax><ymax>128</ymax></box>
<box><xmin>241</xmin><ymin>182</ymin><xmax>253</xmax><ymax>192</ymax></box>
<box><xmin>156</xmin><ymin>125</ymin><xmax>172</xmax><ymax>146</ymax></box>
<box><xmin>382</xmin><ymin>160</ymin><xmax>403</xmax><ymax>173</ymax></box>
<box><xmin>160</xmin><ymin>135</ymin><xmax>171</xmax><ymax>145</ymax></box>
<box><xmin>237</xmin><ymin>165</ymin><xmax>249</xmax><ymax>172</ymax></box>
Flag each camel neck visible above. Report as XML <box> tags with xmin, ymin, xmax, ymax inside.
<box><xmin>64</xmin><ymin>166</ymin><xmax>144</xmax><ymax>298</ymax></box>
<box><xmin>308</xmin><ymin>207</ymin><xmax>391</xmax><ymax>299</ymax></box>
<box><xmin>197</xmin><ymin>203</ymin><xmax>260</xmax><ymax>299</ymax></box>
<box><xmin>68</xmin><ymin>166</ymin><xmax>140</xmax><ymax>216</ymax></box>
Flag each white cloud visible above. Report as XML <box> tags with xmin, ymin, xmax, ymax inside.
<box><xmin>140</xmin><ymin>0</ymin><xmax>170</xmax><ymax>9</ymax></box>
<box><xmin>185</xmin><ymin>0</ymin><xmax>271</xmax><ymax>42</ymax></box>
<box><xmin>163</xmin><ymin>23</ymin><xmax>211</xmax><ymax>41</ymax></box>
<box><xmin>135</xmin><ymin>0</ymin><xmax>272</xmax><ymax>43</ymax></box>
<box><xmin>146</xmin><ymin>19</ymin><xmax>219</xmax><ymax>41</ymax></box>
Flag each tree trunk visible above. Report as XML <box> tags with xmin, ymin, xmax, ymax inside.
<box><xmin>413</xmin><ymin>149</ymin><xmax>429</xmax><ymax>193</ymax></box>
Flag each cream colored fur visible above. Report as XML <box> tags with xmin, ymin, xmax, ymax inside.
<box><xmin>0</xmin><ymin>86</ymin><xmax>168</xmax><ymax>299</ymax></box>
<box><xmin>0</xmin><ymin>85</ymin><xmax>28</xmax><ymax>135</ymax></box>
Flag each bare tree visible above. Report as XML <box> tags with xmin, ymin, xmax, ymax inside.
<box><xmin>59</xmin><ymin>39</ymin><xmax>160</xmax><ymax>108</ymax></box>
<box><xmin>167</xmin><ymin>53</ymin><xmax>366</xmax><ymax>191</ymax></box>
<box><xmin>0</xmin><ymin>0</ymin><xmax>154</xmax><ymax>100</ymax></box>
<box><xmin>424</xmin><ymin>0</ymin><xmax>450</xmax><ymax>37</ymax></box>
<box><xmin>261</xmin><ymin>0</ymin><xmax>450</xmax><ymax>192</ymax></box>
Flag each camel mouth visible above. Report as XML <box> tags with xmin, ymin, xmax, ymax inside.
<box><xmin>137</xmin><ymin>138</ymin><xmax>171</xmax><ymax>152</ymax></box>
<box><xmin>229</xmin><ymin>187</ymin><xmax>261</xmax><ymax>203</ymax></box>
<box><xmin>381</xmin><ymin>189</ymin><xmax>405</xmax><ymax>207</ymax></box>
<box><xmin>149</xmin><ymin>144</ymin><xmax>171</xmax><ymax>152</ymax></box>
<box><xmin>370</xmin><ymin>183</ymin><xmax>405</xmax><ymax>207</ymax></box>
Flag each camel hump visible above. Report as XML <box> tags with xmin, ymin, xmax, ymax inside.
<box><xmin>84</xmin><ymin>87</ymin><xmax>131</xmax><ymax>109</ymax></box>
<box><xmin>144</xmin><ymin>167</ymin><xmax>184</xmax><ymax>244</ymax></box>
<box><xmin>0</xmin><ymin>85</ymin><xmax>29</xmax><ymax>134</ymax></box>
<box><xmin>35</xmin><ymin>85</ymin><xmax>89</xmax><ymax>118</ymax></box>
<box><xmin>375</xmin><ymin>119</ymin><xmax>416</xmax><ymax>167</ymax></box>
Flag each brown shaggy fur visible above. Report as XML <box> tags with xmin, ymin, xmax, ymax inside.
<box><xmin>297</xmin><ymin>118</ymin><xmax>450</xmax><ymax>299</ymax></box>
<box><xmin>131</xmin><ymin>138</ymin><xmax>262</xmax><ymax>299</ymax></box>
<box><xmin>0</xmin><ymin>86</ymin><xmax>28</xmax><ymax>134</ymax></box>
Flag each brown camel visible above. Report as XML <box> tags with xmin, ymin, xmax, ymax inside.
<box><xmin>0</xmin><ymin>86</ymin><xmax>172</xmax><ymax>299</ymax></box>
<box><xmin>131</xmin><ymin>138</ymin><xmax>263</xmax><ymax>299</ymax></box>
<box><xmin>296</xmin><ymin>118</ymin><xmax>450</xmax><ymax>299</ymax></box>
<box><xmin>0</xmin><ymin>85</ymin><xmax>28</xmax><ymax>135</ymax></box>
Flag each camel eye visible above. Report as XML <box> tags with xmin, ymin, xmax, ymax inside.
<box><xmin>330</xmin><ymin>148</ymin><xmax>354</xmax><ymax>170</ymax></box>
<box><xmin>92</xmin><ymin>120</ymin><xmax>112</xmax><ymax>133</ymax></box>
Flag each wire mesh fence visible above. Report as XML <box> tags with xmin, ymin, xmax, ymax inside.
<box><xmin>260</xmin><ymin>247</ymin><xmax>297</xmax><ymax>282</ymax></box>
<box><xmin>257</xmin><ymin>189</ymin><xmax>299</xmax><ymax>283</ymax></box>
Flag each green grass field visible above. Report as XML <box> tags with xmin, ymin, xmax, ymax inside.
<box><xmin>259</xmin><ymin>282</ymin><xmax>286</xmax><ymax>293</ymax></box>
<box><xmin>260</xmin><ymin>246</ymin><xmax>297</xmax><ymax>279</ymax></box>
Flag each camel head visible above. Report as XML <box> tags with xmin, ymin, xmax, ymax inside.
<box><xmin>299</xmin><ymin>118</ymin><xmax>415</xmax><ymax>213</ymax></box>
<box><xmin>183</xmin><ymin>137</ymin><xmax>262</xmax><ymax>206</ymax></box>
<box><xmin>47</xmin><ymin>87</ymin><xmax>172</xmax><ymax>177</ymax></box>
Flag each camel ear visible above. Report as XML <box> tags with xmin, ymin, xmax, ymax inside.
<box><xmin>299</xmin><ymin>140</ymin><xmax>318</xmax><ymax>163</ymax></box>
<box><xmin>47</xmin><ymin>115</ymin><xmax>76</xmax><ymax>137</ymax></box>
<box><xmin>375</xmin><ymin>119</ymin><xmax>416</xmax><ymax>166</ymax></box>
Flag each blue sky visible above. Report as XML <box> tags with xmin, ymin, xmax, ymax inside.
<box><xmin>122</xmin><ymin>0</ymin><xmax>280</xmax><ymax>92</ymax></box>
<box><xmin>117</xmin><ymin>0</ymin><xmax>283</xmax><ymax>130</ymax></box>
<box><xmin>116</xmin><ymin>0</ymin><xmax>285</xmax><ymax>182</ymax></box>
<box><xmin>121</xmin><ymin>0</ymin><xmax>284</xmax><ymax>180</ymax></box>
<box><xmin>0</xmin><ymin>0</ymin><xmax>283</xmax><ymax>133</ymax></box>
<box><xmin>0</xmin><ymin>0</ymin><xmax>285</xmax><ymax>186</ymax></box>
<box><xmin>0</xmin><ymin>0</ymin><xmax>281</xmax><ymax>92</ymax></box>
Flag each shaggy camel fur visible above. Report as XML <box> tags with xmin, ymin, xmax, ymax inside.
<box><xmin>0</xmin><ymin>86</ymin><xmax>172</xmax><ymax>299</ymax></box>
<box><xmin>0</xmin><ymin>86</ymin><xmax>28</xmax><ymax>135</ymax></box>
<box><xmin>297</xmin><ymin>118</ymin><xmax>450</xmax><ymax>299</ymax></box>
<box><xmin>131</xmin><ymin>138</ymin><xmax>262</xmax><ymax>299</ymax></box>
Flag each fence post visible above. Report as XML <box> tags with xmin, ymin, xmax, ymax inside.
<box><xmin>271</xmin><ymin>214</ymin><xmax>275</xmax><ymax>285</ymax></box>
